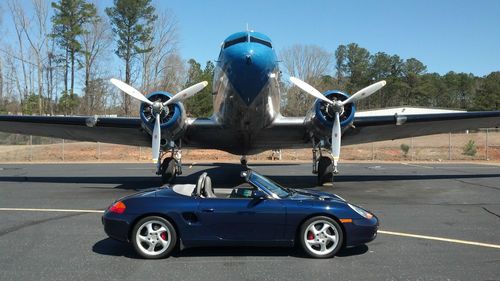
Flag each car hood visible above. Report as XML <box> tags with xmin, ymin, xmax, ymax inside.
<box><xmin>288</xmin><ymin>189</ymin><xmax>346</xmax><ymax>203</ymax></box>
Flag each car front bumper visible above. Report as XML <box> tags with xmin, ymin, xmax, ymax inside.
<box><xmin>344</xmin><ymin>215</ymin><xmax>379</xmax><ymax>247</ymax></box>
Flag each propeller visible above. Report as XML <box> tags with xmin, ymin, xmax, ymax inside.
<box><xmin>110</xmin><ymin>78</ymin><xmax>208</xmax><ymax>163</ymax></box>
<box><xmin>289</xmin><ymin>77</ymin><xmax>386</xmax><ymax>174</ymax></box>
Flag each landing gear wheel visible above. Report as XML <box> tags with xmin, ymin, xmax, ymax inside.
<box><xmin>240</xmin><ymin>156</ymin><xmax>248</xmax><ymax>168</ymax></box>
<box><xmin>131</xmin><ymin>216</ymin><xmax>177</xmax><ymax>259</ymax></box>
<box><xmin>317</xmin><ymin>156</ymin><xmax>333</xmax><ymax>185</ymax></box>
<box><xmin>161</xmin><ymin>157</ymin><xmax>177</xmax><ymax>184</ymax></box>
<box><xmin>299</xmin><ymin>216</ymin><xmax>343</xmax><ymax>258</ymax></box>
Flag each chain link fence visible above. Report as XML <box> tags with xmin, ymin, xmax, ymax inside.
<box><xmin>0</xmin><ymin>130</ymin><xmax>499</xmax><ymax>162</ymax></box>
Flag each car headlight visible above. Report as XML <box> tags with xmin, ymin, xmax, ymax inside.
<box><xmin>348</xmin><ymin>203</ymin><xmax>373</xmax><ymax>219</ymax></box>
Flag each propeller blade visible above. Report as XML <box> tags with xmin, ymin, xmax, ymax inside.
<box><xmin>110</xmin><ymin>78</ymin><xmax>153</xmax><ymax>105</ymax></box>
<box><xmin>341</xmin><ymin>80</ymin><xmax>386</xmax><ymax>105</ymax></box>
<box><xmin>289</xmin><ymin>77</ymin><xmax>333</xmax><ymax>104</ymax></box>
<box><xmin>332</xmin><ymin>111</ymin><xmax>341</xmax><ymax>174</ymax></box>
<box><xmin>164</xmin><ymin>81</ymin><xmax>209</xmax><ymax>106</ymax></box>
<box><xmin>152</xmin><ymin>113</ymin><xmax>161</xmax><ymax>163</ymax></box>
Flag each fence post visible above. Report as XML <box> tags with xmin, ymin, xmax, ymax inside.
<box><xmin>486</xmin><ymin>129</ymin><xmax>489</xmax><ymax>160</ymax></box>
<box><xmin>97</xmin><ymin>142</ymin><xmax>101</xmax><ymax>160</ymax></box>
<box><xmin>448</xmin><ymin>133</ymin><xmax>452</xmax><ymax>160</ymax></box>
<box><xmin>29</xmin><ymin>135</ymin><xmax>33</xmax><ymax>161</ymax></box>
<box><xmin>371</xmin><ymin>143</ymin><xmax>375</xmax><ymax>161</ymax></box>
<box><xmin>411</xmin><ymin>137</ymin><xmax>414</xmax><ymax>161</ymax></box>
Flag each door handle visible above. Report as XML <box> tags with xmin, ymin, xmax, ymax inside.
<box><xmin>202</xmin><ymin>208</ymin><xmax>215</xmax><ymax>213</ymax></box>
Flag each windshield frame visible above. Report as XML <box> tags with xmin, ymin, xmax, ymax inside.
<box><xmin>247</xmin><ymin>171</ymin><xmax>291</xmax><ymax>199</ymax></box>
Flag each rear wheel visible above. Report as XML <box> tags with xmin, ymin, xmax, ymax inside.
<box><xmin>299</xmin><ymin>216</ymin><xmax>343</xmax><ymax>258</ymax></box>
<box><xmin>131</xmin><ymin>216</ymin><xmax>177</xmax><ymax>259</ymax></box>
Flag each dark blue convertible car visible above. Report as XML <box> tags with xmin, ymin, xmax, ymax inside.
<box><xmin>102</xmin><ymin>170</ymin><xmax>378</xmax><ymax>259</ymax></box>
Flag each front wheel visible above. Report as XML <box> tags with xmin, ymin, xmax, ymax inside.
<box><xmin>317</xmin><ymin>156</ymin><xmax>333</xmax><ymax>185</ymax></box>
<box><xmin>299</xmin><ymin>216</ymin><xmax>343</xmax><ymax>258</ymax></box>
<box><xmin>161</xmin><ymin>157</ymin><xmax>177</xmax><ymax>184</ymax></box>
<box><xmin>131</xmin><ymin>216</ymin><xmax>177</xmax><ymax>259</ymax></box>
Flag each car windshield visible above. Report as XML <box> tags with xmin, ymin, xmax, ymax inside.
<box><xmin>249</xmin><ymin>172</ymin><xmax>292</xmax><ymax>199</ymax></box>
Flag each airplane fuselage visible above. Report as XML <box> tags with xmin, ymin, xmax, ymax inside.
<box><xmin>211</xmin><ymin>32</ymin><xmax>282</xmax><ymax>153</ymax></box>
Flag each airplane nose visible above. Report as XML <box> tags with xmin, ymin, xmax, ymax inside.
<box><xmin>245</xmin><ymin>54</ymin><xmax>252</xmax><ymax>65</ymax></box>
<box><xmin>224</xmin><ymin>44</ymin><xmax>277</xmax><ymax>105</ymax></box>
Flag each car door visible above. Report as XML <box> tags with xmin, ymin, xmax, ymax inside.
<box><xmin>197</xmin><ymin>197</ymin><xmax>286</xmax><ymax>242</ymax></box>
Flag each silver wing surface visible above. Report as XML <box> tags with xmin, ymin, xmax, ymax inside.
<box><xmin>344</xmin><ymin>110</ymin><xmax>500</xmax><ymax>145</ymax></box>
<box><xmin>0</xmin><ymin>115</ymin><xmax>225</xmax><ymax>149</ymax></box>
<box><xmin>0</xmin><ymin>115</ymin><xmax>150</xmax><ymax>146</ymax></box>
<box><xmin>257</xmin><ymin>110</ymin><xmax>500</xmax><ymax>149</ymax></box>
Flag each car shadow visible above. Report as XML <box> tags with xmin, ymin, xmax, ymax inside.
<box><xmin>92</xmin><ymin>238</ymin><xmax>368</xmax><ymax>259</ymax></box>
<box><xmin>92</xmin><ymin>238</ymin><xmax>141</xmax><ymax>259</ymax></box>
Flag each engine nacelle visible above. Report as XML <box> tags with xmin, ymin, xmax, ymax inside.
<box><xmin>139</xmin><ymin>91</ymin><xmax>186</xmax><ymax>142</ymax></box>
<box><xmin>305</xmin><ymin>90</ymin><xmax>356</xmax><ymax>139</ymax></box>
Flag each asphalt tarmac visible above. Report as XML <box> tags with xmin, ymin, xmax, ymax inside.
<box><xmin>0</xmin><ymin>162</ymin><xmax>499</xmax><ymax>281</ymax></box>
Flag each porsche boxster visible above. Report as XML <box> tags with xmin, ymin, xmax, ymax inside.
<box><xmin>102</xmin><ymin>170</ymin><xmax>378</xmax><ymax>259</ymax></box>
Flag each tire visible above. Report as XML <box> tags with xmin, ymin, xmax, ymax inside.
<box><xmin>299</xmin><ymin>216</ymin><xmax>343</xmax><ymax>258</ymax></box>
<box><xmin>161</xmin><ymin>157</ymin><xmax>177</xmax><ymax>184</ymax></box>
<box><xmin>317</xmin><ymin>156</ymin><xmax>333</xmax><ymax>185</ymax></box>
<box><xmin>131</xmin><ymin>216</ymin><xmax>177</xmax><ymax>259</ymax></box>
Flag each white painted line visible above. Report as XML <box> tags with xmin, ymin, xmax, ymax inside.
<box><xmin>401</xmin><ymin>163</ymin><xmax>434</xmax><ymax>169</ymax></box>
<box><xmin>379</xmin><ymin>230</ymin><xmax>500</xmax><ymax>249</ymax></box>
<box><xmin>0</xmin><ymin>208</ymin><xmax>104</xmax><ymax>213</ymax></box>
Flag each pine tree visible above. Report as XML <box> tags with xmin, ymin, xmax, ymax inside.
<box><xmin>51</xmin><ymin>0</ymin><xmax>97</xmax><ymax>104</ymax></box>
<box><xmin>106</xmin><ymin>0</ymin><xmax>157</xmax><ymax>116</ymax></box>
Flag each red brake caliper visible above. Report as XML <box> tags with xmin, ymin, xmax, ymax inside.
<box><xmin>307</xmin><ymin>231</ymin><xmax>314</xmax><ymax>240</ymax></box>
<box><xmin>160</xmin><ymin>232</ymin><xmax>167</xmax><ymax>241</ymax></box>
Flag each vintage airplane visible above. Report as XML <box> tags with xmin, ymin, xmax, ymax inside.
<box><xmin>1</xmin><ymin>31</ymin><xmax>499</xmax><ymax>185</ymax></box>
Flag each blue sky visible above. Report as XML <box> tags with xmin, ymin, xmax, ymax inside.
<box><xmin>159</xmin><ymin>0</ymin><xmax>500</xmax><ymax>76</ymax></box>
<box><xmin>3</xmin><ymin>0</ymin><xmax>499</xmax><ymax>77</ymax></box>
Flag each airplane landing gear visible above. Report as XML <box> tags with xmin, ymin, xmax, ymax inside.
<box><xmin>240</xmin><ymin>156</ymin><xmax>248</xmax><ymax>168</ymax></box>
<box><xmin>317</xmin><ymin>156</ymin><xmax>333</xmax><ymax>186</ymax></box>
<box><xmin>312</xmin><ymin>139</ymin><xmax>334</xmax><ymax>186</ymax></box>
<box><xmin>157</xmin><ymin>146</ymin><xmax>183</xmax><ymax>185</ymax></box>
<box><xmin>160</xmin><ymin>157</ymin><xmax>177</xmax><ymax>184</ymax></box>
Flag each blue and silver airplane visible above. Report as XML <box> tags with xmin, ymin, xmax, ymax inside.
<box><xmin>1</xmin><ymin>31</ymin><xmax>500</xmax><ymax>184</ymax></box>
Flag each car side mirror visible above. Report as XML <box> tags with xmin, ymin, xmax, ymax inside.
<box><xmin>252</xmin><ymin>190</ymin><xmax>267</xmax><ymax>200</ymax></box>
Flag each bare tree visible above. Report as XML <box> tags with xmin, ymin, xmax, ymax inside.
<box><xmin>22</xmin><ymin>0</ymin><xmax>50</xmax><ymax>114</ymax></box>
<box><xmin>280</xmin><ymin>44</ymin><xmax>332</xmax><ymax>116</ymax></box>
<box><xmin>80</xmin><ymin>8</ymin><xmax>112</xmax><ymax>115</ymax></box>
<box><xmin>7</xmin><ymin>0</ymin><xmax>30</xmax><ymax>106</ymax></box>
<box><xmin>158</xmin><ymin>53</ymin><xmax>185</xmax><ymax>93</ymax></box>
<box><xmin>139</xmin><ymin>9</ymin><xmax>179</xmax><ymax>93</ymax></box>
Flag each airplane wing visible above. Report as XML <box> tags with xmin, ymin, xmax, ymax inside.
<box><xmin>255</xmin><ymin>110</ymin><xmax>500</xmax><ymax>149</ymax></box>
<box><xmin>0</xmin><ymin>115</ymin><xmax>224</xmax><ymax>149</ymax></box>
<box><xmin>0</xmin><ymin>110</ymin><xmax>499</xmax><ymax>151</ymax></box>
<box><xmin>344</xmin><ymin>110</ymin><xmax>500</xmax><ymax>145</ymax></box>
<box><xmin>0</xmin><ymin>115</ymin><xmax>150</xmax><ymax>146</ymax></box>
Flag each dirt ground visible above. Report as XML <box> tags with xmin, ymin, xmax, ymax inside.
<box><xmin>0</xmin><ymin>131</ymin><xmax>499</xmax><ymax>163</ymax></box>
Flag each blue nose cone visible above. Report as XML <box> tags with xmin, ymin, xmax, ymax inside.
<box><xmin>223</xmin><ymin>41</ymin><xmax>277</xmax><ymax>105</ymax></box>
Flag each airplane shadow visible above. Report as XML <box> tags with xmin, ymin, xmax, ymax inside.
<box><xmin>92</xmin><ymin>238</ymin><xmax>368</xmax><ymax>259</ymax></box>
<box><xmin>0</xmin><ymin>162</ymin><xmax>499</xmax><ymax>190</ymax></box>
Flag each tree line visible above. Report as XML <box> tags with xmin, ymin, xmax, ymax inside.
<box><xmin>280</xmin><ymin>44</ymin><xmax>500</xmax><ymax>116</ymax></box>
<box><xmin>0</xmin><ymin>0</ymin><xmax>498</xmax><ymax>119</ymax></box>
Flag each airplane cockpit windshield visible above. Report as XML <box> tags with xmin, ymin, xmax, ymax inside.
<box><xmin>250</xmin><ymin>36</ymin><xmax>272</xmax><ymax>48</ymax></box>
<box><xmin>223</xmin><ymin>36</ymin><xmax>247</xmax><ymax>49</ymax></box>
<box><xmin>222</xmin><ymin>34</ymin><xmax>273</xmax><ymax>49</ymax></box>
